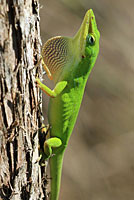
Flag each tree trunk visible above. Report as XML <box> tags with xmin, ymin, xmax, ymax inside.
<box><xmin>0</xmin><ymin>0</ymin><xmax>46</xmax><ymax>199</ymax></box>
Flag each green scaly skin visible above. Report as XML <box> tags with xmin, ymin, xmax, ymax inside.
<box><xmin>36</xmin><ymin>9</ymin><xmax>100</xmax><ymax>200</ymax></box>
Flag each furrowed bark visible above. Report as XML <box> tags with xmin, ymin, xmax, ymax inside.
<box><xmin>0</xmin><ymin>1</ymin><xmax>47</xmax><ymax>199</ymax></box>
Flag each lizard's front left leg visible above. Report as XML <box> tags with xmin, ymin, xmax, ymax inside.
<box><xmin>35</xmin><ymin>78</ymin><xmax>67</xmax><ymax>98</ymax></box>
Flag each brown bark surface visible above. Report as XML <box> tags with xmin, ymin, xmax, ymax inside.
<box><xmin>0</xmin><ymin>1</ymin><xmax>46</xmax><ymax>199</ymax></box>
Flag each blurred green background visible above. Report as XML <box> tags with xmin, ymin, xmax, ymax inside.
<box><xmin>40</xmin><ymin>0</ymin><xmax>134</xmax><ymax>199</ymax></box>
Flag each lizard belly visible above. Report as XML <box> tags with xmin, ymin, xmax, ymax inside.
<box><xmin>48</xmin><ymin>82</ymin><xmax>85</xmax><ymax>145</ymax></box>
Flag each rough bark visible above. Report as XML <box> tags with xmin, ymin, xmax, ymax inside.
<box><xmin>0</xmin><ymin>0</ymin><xmax>46</xmax><ymax>199</ymax></box>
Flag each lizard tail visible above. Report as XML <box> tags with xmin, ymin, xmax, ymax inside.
<box><xmin>50</xmin><ymin>149</ymin><xmax>65</xmax><ymax>200</ymax></box>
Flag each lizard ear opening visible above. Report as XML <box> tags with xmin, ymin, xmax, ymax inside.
<box><xmin>42</xmin><ymin>36</ymin><xmax>69</xmax><ymax>80</ymax></box>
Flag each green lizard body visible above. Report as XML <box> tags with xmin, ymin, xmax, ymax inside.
<box><xmin>36</xmin><ymin>9</ymin><xmax>100</xmax><ymax>200</ymax></box>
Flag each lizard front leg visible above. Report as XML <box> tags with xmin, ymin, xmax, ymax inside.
<box><xmin>35</xmin><ymin>78</ymin><xmax>67</xmax><ymax>98</ymax></box>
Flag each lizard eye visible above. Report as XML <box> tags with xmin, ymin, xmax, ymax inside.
<box><xmin>86</xmin><ymin>34</ymin><xmax>95</xmax><ymax>46</ymax></box>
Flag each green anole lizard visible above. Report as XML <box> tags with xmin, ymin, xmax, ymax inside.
<box><xmin>36</xmin><ymin>9</ymin><xmax>100</xmax><ymax>200</ymax></box>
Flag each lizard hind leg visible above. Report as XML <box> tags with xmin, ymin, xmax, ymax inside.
<box><xmin>44</xmin><ymin>137</ymin><xmax>62</xmax><ymax>159</ymax></box>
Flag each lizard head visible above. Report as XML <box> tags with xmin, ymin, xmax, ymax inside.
<box><xmin>73</xmin><ymin>9</ymin><xmax>100</xmax><ymax>64</ymax></box>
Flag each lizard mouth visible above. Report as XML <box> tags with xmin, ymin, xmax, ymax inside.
<box><xmin>88</xmin><ymin>9</ymin><xmax>95</xmax><ymax>34</ymax></box>
<box><xmin>73</xmin><ymin>9</ymin><xmax>95</xmax><ymax>39</ymax></box>
<box><xmin>83</xmin><ymin>9</ymin><xmax>97</xmax><ymax>35</ymax></box>
<box><xmin>80</xmin><ymin>9</ymin><xmax>96</xmax><ymax>56</ymax></box>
